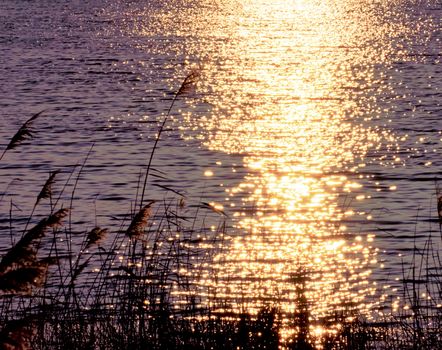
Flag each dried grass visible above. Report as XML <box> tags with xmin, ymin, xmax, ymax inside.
<box><xmin>126</xmin><ymin>203</ymin><xmax>153</xmax><ymax>239</ymax></box>
<box><xmin>85</xmin><ymin>227</ymin><xmax>108</xmax><ymax>249</ymax></box>
<box><xmin>0</xmin><ymin>110</ymin><xmax>45</xmax><ymax>161</ymax></box>
<box><xmin>0</xmin><ymin>318</ymin><xmax>35</xmax><ymax>350</ymax></box>
<box><xmin>36</xmin><ymin>170</ymin><xmax>60</xmax><ymax>205</ymax></box>
<box><xmin>0</xmin><ymin>208</ymin><xmax>69</xmax><ymax>274</ymax></box>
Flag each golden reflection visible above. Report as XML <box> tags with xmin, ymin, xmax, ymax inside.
<box><xmin>138</xmin><ymin>0</ymin><xmax>430</xmax><ymax>345</ymax></box>
<box><xmin>178</xmin><ymin>0</ymin><xmax>398</xmax><ymax>329</ymax></box>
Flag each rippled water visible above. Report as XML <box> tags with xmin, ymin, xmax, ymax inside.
<box><xmin>1</xmin><ymin>0</ymin><xmax>441</xmax><ymax>333</ymax></box>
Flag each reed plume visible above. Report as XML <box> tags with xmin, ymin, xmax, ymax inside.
<box><xmin>0</xmin><ymin>265</ymin><xmax>48</xmax><ymax>294</ymax></box>
<box><xmin>0</xmin><ymin>208</ymin><xmax>69</xmax><ymax>274</ymax></box>
<box><xmin>175</xmin><ymin>70</ymin><xmax>199</xmax><ymax>98</ymax></box>
<box><xmin>0</xmin><ymin>110</ymin><xmax>45</xmax><ymax>161</ymax></box>
<box><xmin>0</xmin><ymin>318</ymin><xmax>35</xmax><ymax>350</ymax></box>
<box><xmin>165</xmin><ymin>69</ymin><xmax>199</xmax><ymax>117</ymax></box>
<box><xmin>36</xmin><ymin>170</ymin><xmax>60</xmax><ymax>206</ymax></box>
<box><xmin>85</xmin><ymin>227</ymin><xmax>108</xmax><ymax>249</ymax></box>
<box><xmin>126</xmin><ymin>202</ymin><xmax>153</xmax><ymax>239</ymax></box>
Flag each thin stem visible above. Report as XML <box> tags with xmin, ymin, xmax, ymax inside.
<box><xmin>139</xmin><ymin>71</ymin><xmax>198</xmax><ymax>209</ymax></box>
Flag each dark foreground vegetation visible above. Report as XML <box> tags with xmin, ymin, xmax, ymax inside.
<box><xmin>1</xmin><ymin>76</ymin><xmax>442</xmax><ymax>349</ymax></box>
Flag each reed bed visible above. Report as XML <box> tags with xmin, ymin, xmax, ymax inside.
<box><xmin>0</xmin><ymin>164</ymin><xmax>282</xmax><ymax>350</ymax></box>
<box><xmin>1</xmin><ymin>77</ymin><xmax>442</xmax><ymax>349</ymax></box>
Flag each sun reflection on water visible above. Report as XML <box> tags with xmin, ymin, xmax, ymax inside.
<box><xmin>182</xmin><ymin>0</ymin><xmax>397</xmax><ymax>327</ymax></box>
<box><xmin>127</xmin><ymin>0</ymin><xmax>436</xmax><ymax>343</ymax></box>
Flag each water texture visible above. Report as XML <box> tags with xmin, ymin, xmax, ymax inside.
<box><xmin>1</xmin><ymin>0</ymin><xmax>441</xmax><ymax>323</ymax></box>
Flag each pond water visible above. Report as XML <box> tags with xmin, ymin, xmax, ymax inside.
<box><xmin>1</xmin><ymin>0</ymin><xmax>441</xmax><ymax>331</ymax></box>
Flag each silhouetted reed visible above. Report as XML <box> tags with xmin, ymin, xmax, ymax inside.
<box><xmin>0</xmin><ymin>209</ymin><xmax>68</xmax><ymax>276</ymax></box>
<box><xmin>35</xmin><ymin>171</ymin><xmax>60</xmax><ymax>206</ymax></box>
<box><xmin>126</xmin><ymin>202</ymin><xmax>153</xmax><ymax>239</ymax></box>
<box><xmin>0</xmin><ymin>110</ymin><xmax>45</xmax><ymax>161</ymax></box>
<box><xmin>0</xmin><ymin>317</ymin><xmax>36</xmax><ymax>350</ymax></box>
<box><xmin>85</xmin><ymin>227</ymin><xmax>108</xmax><ymax>250</ymax></box>
<box><xmin>139</xmin><ymin>71</ymin><xmax>199</xmax><ymax>209</ymax></box>
<box><xmin>436</xmin><ymin>181</ymin><xmax>442</xmax><ymax>230</ymax></box>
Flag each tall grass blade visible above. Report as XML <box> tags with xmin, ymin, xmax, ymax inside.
<box><xmin>139</xmin><ymin>71</ymin><xmax>199</xmax><ymax>209</ymax></box>
<box><xmin>71</xmin><ymin>257</ymin><xmax>92</xmax><ymax>285</ymax></box>
<box><xmin>201</xmin><ymin>202</ymin><xmax>228</xmax><ymax>217</ymax></box>
<box><xmin>437</xmin><ymin>192</ymin><xmax>442</xmax><ymax>228</ymax></box>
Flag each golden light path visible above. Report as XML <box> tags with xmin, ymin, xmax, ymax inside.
<box><xmin>158</xmin><ymin>0</ymin><xmax>420</xmax><ymax>344</ymax></box>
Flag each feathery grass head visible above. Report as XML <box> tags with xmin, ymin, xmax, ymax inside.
<box><xmin>0</xmin><ymin>208</ymin><xmax>69</xmax><ymax>274</ymax></box>
<box><xmin>41</xmin><ymin>207</ymin><xmax>69</xmax><ymax>227</ymax></box>
<box><xmin>85</xmin><ymin>227</ymin><xmax>108</xmax><ymax>249</ymax></box>
<box><xmin>0</xmin><ymin>255</ymin><xmax>59</xmax><ymax>294</ymax></box>
<box><xmin>176</xmin><ymin>70</ymin><xmax>199</xmax><ymax>97</ymax></box>
<box><xmin>21</xmin><ymin>208</ymin><xmax>69</xmax><ymax>246</ymax></box>
<box><xmin>0</xmin><ymin>245</ymin><xmax>37</xmax><ymax>275</ymax></box>
<box><xmin>0</xmin><ymin>110</ymin><xmax>45</xmax><ymax>161</ymax></box>
<box><xmin>36</xmin><ymin>170</ymin><xmax>60</xmax><ymax>205</ymax></box>
<box><xmin>0</xmin><ymin>318</ymin><xmax>35</xmax><ymax>350</ymax></box>
<box><xmin>0</xmin><ymin>264</ymin><xmax>49</xmax><ymax>294</ymax></box>
<box><xmin>126</xmin><ymin>202</ymin><xmax>154</xmax><ymax>239</ymax></box>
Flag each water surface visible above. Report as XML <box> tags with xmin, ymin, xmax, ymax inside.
<box><xmin>1</xmin><ymin>0</ymin><xmax>441</xmax><ymax>335</ymax></box>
